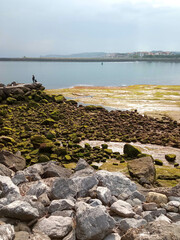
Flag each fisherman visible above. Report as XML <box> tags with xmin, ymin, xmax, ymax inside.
<box><xmin>32</xmin><ymin>75</ymin><xmax>35</xmax><ymax>84</ymax></box>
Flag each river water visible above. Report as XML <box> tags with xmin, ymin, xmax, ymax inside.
<box><xmin>0</xmin><ymin>61</ymin><xmax>180</xmax><ymax>89</ymax></box>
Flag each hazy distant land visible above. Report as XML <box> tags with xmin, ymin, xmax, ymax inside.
<box><xmin>1</xmin><ymin>57</ymin><xmax>180</xmax><ymax>62</ymax></box>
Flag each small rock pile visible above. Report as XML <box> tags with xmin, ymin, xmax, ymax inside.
<box><xmin>0</xmin><ymin>155</ymin><xmax>180</xmax><ymax>240</ymax></box>
<box><xmin>0</xmin><ymin>82</ymin><xmax>45</xmax><ymax>103</ymax></box>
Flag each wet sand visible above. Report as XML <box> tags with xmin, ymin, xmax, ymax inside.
<box><xmin>80</xmin><ymin>140</ymin><xmax>180</xmax><ymax>166</ymax></box>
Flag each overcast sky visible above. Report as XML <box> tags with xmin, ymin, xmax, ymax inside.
<box><xmin>1</xmin><ymin>0</ymin><xmax>180</xmax><ymax>57</ymax></box>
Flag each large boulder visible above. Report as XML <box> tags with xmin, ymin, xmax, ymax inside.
<box><xmin>95</xmin><ymin>170</ymin><xmax>137</xmax><ymax>197</ymax></box>
<box><xmin>123</xmin><ymin>144</ymin><xmax>141</xmax><ymax>158</ymax></box>
<box><xmin>0</xmin><ymin>150</ymin><xmax>26</xmax><ymax>171</ymax></box>
<box><xmin>0</xmin><ymin>200</ymin><xmax>39</xmax><ymax>221</ymax></box>
<box><xmin>42</xmin><ymin>161</ymin><xmax>72</xmax><ymax>178</ymax></box>
<box><xmin>72</xmin><ymin>175</ymin><xmax>98</xmax><ymax>198</ymax></box>
<box><xmin>75</xmin><ymin>202</ymin><xmax>115</xmax><ymax>240</ymax></box>
<box><xmin>33</xmin><ymin>216</ymin><xmax>72</xmax><ymax>239</ymax></box>
<box><xmin>127</xmin><ymin>156</ymin><xmax>156</xmax><ymax>185</ymax></box>
<box><xmin>51</xmin><ymin>177</ymin><xmax>77</xmax><ymax>199</ymax></box>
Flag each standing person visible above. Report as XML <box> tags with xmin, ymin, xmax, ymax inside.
<box><xmin>32</xmin><ymin>75</ymin><xmax>35</xmax><ymax>84</ymax></box>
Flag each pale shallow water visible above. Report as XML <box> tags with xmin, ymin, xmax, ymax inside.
<box><xmin>80</xmin><ymin>140</ymin><xmax>180</xmax><ymax>166</ymax></box>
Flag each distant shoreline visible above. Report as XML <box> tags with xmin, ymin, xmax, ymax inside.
<box><xmin>1</xmin><ymin>57</ymin><xmax>180</xmax><ymax>62</ymax></box>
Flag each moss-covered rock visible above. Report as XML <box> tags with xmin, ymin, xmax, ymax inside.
<box><xmin>154</xmin><ymin>159</ymin><xmax>163</xmax><ymax>166</ymax></box>
<box><xmin>123</xmin><ymin>143</ymin><xmax>141</xmax><ymax>158</ymax></box>
<box><xmin>165</xmin><ymin>154</ymin><xmax>176</xmax><ymax>162</ymax></box>
<box><xmin>54</xmin><ymin>95</ymin><xmax>65</xmax><ymax>103</ymax></box>
<box><xmin>101</xmin><ymin>144</ymin><xmax>108</xmax><ymax>149</ymax></box>
<box><xmin>104</xmin><ymin>149</ymin><xmax>113</xmax><ymax>155</ymax></box>
<box><xmin>38</xmin><ymin>154</ymin><xmax>50</xmax><ymax>162</ymax></box>
<box><xmin>6</xmin><ymin>97</ymin><xmax>17</xmax><ymax>104</ymax></box>
<box><xmin>41</xmin><ymin>118</ymin><xmax>56</xmax><ymax>126</ymax></box>
<box><xmin>0</xmin><ymin>136</ymin><xmax>15</xmax><ymax>145</ymax></box>
<box><xmin>46</xmin><ymin>130</ymin><xmax>56</xmax><ymax>140</ymax></box>
<box><xmin>30</xmin><ymin>135</ymin><xmax>49</xmax><ymax>148</ymax></box>
<box><xmin>39</xmin><ymin>142</ymin><xmax>55</xmax><ymax>153</ymax></box>
<box><xmin>65</xmin><ymin>155</ymin><xmax>71</xmax><ymax>161</ymax></box>
<box><xmin>156</xmin><ymin>165</ymin><xmax>180</xmax><ymax>180</ymax></box>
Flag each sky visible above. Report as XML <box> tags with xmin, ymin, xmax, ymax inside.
<box><xmin>1</xmin><ymin>0</ymin><xmax>180</xmax><ymax>57</ymax></box>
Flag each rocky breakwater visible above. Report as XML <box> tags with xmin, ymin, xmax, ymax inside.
<box><xmin>0</xmin><ymin>156</ymin><xmax>180</xmax><ymax>240</ymax></box>
<box><xmin>0</xmin><ymin>82</ymin><xmax>45</xmax><ymax>103</ymax></box>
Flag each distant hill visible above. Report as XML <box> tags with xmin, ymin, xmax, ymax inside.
<box><xmin>41</xmin><ymin>52</ymin><xmax>107</xmax><ymax>58</ymax></box>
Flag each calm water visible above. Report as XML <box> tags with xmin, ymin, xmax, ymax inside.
<box><xmin>0</xmin><ymin>61</ymin><xmax>180</xmax><ymax>89</ymax></box>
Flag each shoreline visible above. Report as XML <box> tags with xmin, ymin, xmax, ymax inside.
<box><xmin>1</xmin><ymin>57</ymin><xmax>180</xmax><ymax>62</ymax></box>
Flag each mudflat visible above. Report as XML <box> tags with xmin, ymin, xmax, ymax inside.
<box><xmin>46</xmin><ymin>85</ymin><xmax>180</xmax><ymax>122</ymax></box>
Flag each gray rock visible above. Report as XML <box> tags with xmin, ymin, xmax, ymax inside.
<box><xmin>51</xmin><ymin>177</ymin><xmax>77</xmax><ymax>199</ymax></box>
<box><xmin>168</xmin><ymin>196</ymin><xmax>180</xmax><ymax>202</ymax></box>
<box><xmin>49</xmin><ymin>199</ymin><xmax>75</xmax><ymax>213</ymax></box>
<box><xmin>142</xmin><ymin>208</ymin><xmax>166</xmax><ymax>222</ymax></box>
<box><xmin>110</xmin><ymin>200</ymin><xmax>135</xmax><ymax>218</ymax></box>
<box><xmin>95</xmin><ymin>170</ymin><xmax>136</xmax><ymax>197</ymax></box>
<box><xmin>0</xmin><ymin>224</ymin><xmax>15</xmax><ymax>240</ymax></box>
<box><xmin>166</xmin><ymin>212</ymin><xmax>180</xmax><ymax>222</ymax></box>
<box><xmin>127</xmin><ymin>198</ymin><xmax>142</xmax><ymax>207</ymax></box>
<box><xmin>168</xmin><ymin>201</ymin><xmax>180</xmax><ymax>208</ymax></box>
<box><xmin>103</xmin><ymin>233</ymin><xmax>121</xmax><ymax>240</ymax></box>
<box><xmin>42</xmin><ymin>161</ymin><xmax>72</xmax><ymax>178</ymax></box>
<box><xmin>0</xmin><ymin>150</ymin><xmax>26</xmax><ymax>171</ymax></box>
<box><xmin>38</xmin><ymin>193</ymin><xmax>51</xmax><ymax>207</ymax></box>
<box><xmin>24</xmin><ymin>164</ymin><xmax>43</xmax><ymax>181</ymax></box>
<box><xmin>72</xmin><ymin>167</ymin><xmax>95</xmax><ymax>178</ymax></box>
<box><xmin>75</xmin><ymin>201</ymin><xmax>115</xmax><ymax>240</ymax></box>
<box><xmin>119</xmin><ymin>218</ymin><xmax>147</xmax><ymax>234</ymax></box>
<box><xmin>127</xmin><ymin>156</ymin><xmax>156</xmax><ymax>184</ymax></box>
<box><xmin>97</xmin><ymin>186</ymin><xmax>112</xmax><ymax>205</ymax></box>
<box><xmin>33</xmin><ymin>216</ymin><xmax>73</xmax><ymax>239</ymax></box>
<box><xmin>0</xmin><ymin>163</ymin><xmax>14</xmax><ymax>177</ymax></box>
<box><xmin>27</xmin><ymin>181</ymin><xmax>50</xmax><ymax>198</ymax></box>
<box><xmin>72</xmin><ymin>175</ymin><xmax>98</xmax><ymax>198</ymax></box>
<box><xmin>74</xmin><ymin>158</ymin><xmax>91</xmax><ymax>172</ymax></box>
<box><xmin>12</xmin><ymin>171</ymin><xmax>27</xmax><ymax>185</ymax></box>
<box><xmin>155</xmin><ymin>214</ymin><xmax>171</xmax><ymax>223</ymax></box>
<box><xmin>129</xmin><ymin>190</ymin><xmax>145</xmax><ymax>202</ymax></box>
<box><xmin>0</xmin><ymin>200</ymin><xmax>39</xmax><ymax>221</ymax></box>
<box><xmin>14</xmin><ymin>231</ymin><xmax>30</xmax><ymax>240</ymax></box>
<box><xmin>51</xmin><ymin>210</ymin><xmax>74</xmax><ymax>217</ymax></box>
<box><xmin>89</xmin><ymin>199</ymin><xmax>102</xmax><ymax>207</ymax></box>
<box><xmin>0</xmin><ymin>176</ymin><xmax>20</xmax><ymax>197</ymax></box>
<box><xmin>143</xmin><ymin>203</ymin><xmax>157</xmax><ymax>211</ymax></box>
<box><xmin>164</xmin><ymin>201</ymin><xmax>180</xmax><ymax>213</ymax></box>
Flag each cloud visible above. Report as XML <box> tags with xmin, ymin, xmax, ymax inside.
<box><xmin>0</xmin><ymin>0</ymin><xmax>180</xmax><ymax>56</ymax></box>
